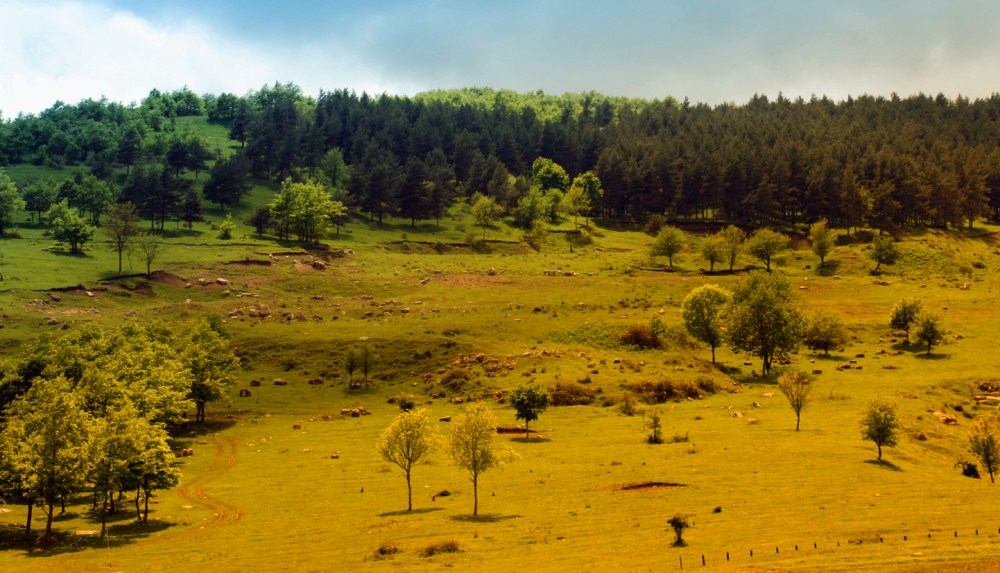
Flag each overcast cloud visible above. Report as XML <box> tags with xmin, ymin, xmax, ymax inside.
<box><xmin>3</xmin><ymin>0</ymin><xmax>1000</xmax><ymax>116</ymax></box>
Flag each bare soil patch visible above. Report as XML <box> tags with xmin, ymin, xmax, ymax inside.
<box><xmin>611</xmin><ymin>481</ymin><xmax>687</xmax><ymax>491</ymax></box>
<box><xmin>149</xmin><ymin>271</ymin><xmax>189</xmax><ymax>288</ymax></box>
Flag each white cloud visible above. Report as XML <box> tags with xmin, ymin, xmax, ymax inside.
<box><xmin>0</xmin><ymin>0</ymin><xmax>412</xmax><ymax>117</ymax></box>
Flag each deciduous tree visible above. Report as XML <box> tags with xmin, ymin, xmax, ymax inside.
<box><xmin>509</xmin><ymin>384</ymin><xmax>550</xmax><ymax>438</ymax></box>
<box><xmin>449</xmin><ymin>402</ymin><xmax>518</xmax><ymax>516</ymax></box>
<box><xmin>969</xmin><ymin>416</ymin><xmax>1000</xmax><ymax>483</ymax></box>
<box><xmin>746</xmin><ymin>228</ymin><xmax>788</xmax><ymax>272</ymax></box>
<box><xmin>869</xmin><ymin>233</ymin><xmax>899</xmax><ymax>274</ymax></box>
<box><xmin>861</xmin><ymin>400</ymin><xmax>898</xmax><ymax>461</ymax></box>
<box><xmin>471</xmin><ymin>194</ymin><xmax>501</xmax><ymax>240</ymax></box>
<box><xmin>725</xmin><ymin>271</ymin><xmax>803</xmax><ymax>376</ymax></box>
<box><xmin>803</xmin><ymin>311</ymin><xmax>847</xmax><ymax>355</ymax></box>
<box><xmin>0</xmin><ymin>169</ymin><xmax>25</xmax><ymax>235</ymax></box>
<box><xmin>104</xmin><ymin>202</ymin><xmax>140</xmax><ymax>272</ymax></box>
<box><xmin>650</xmin><ymin>225</ymin><xmax>685</xmax><ymax>269</ymax></box>
<box><xmin>376</xmin><ymin>408</ymin><xmax>439</xmax><ymax>511</ymax></box>
<box><xmin>719</xmin><ymin>225</ymin><xmax>745</xmax><ymax>272</ymax></box>
<box><xmin>681</xmin><ymin>284</ymin><xmax>730</xmax><ymax>363</ymax></box>
<box><xmin>777</xmin><ymin>371</ymin><xmax>812</xmax><ymax>431</ymax></box>
<box><xmin>809</xmin><ymin>219</ymin><xmax>835</xmax><ymax>266</ymax></box>
<box><xmin>915</xmin><ymin>314</ymin><xmax>944</xmax><ymax>355</ymax></box>
<box><xmin>890</xmin><ymin>298</ymin><xmax>922</xmax><ymax>343</ymax></box>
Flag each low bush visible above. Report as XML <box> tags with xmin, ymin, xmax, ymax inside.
<box><xmin>419</xmin><ymin>540</ymin><xmax>460</xmax><ymax>558</ymax></box>
<box><xmin>549</xmin><ymin>382</ymin><xmax>596</xmax><ymax>406</ymax></box>
<box><xmin>368</xmin><ymin>542</ymin><xmax>400</xmax><ymax>561</ymax></box>
<box><xmin>625</xmin><ymin>379</ymin><xmax>718</xmax><ymax>404</ymax></box>
<box><xmin>619</xmin><ymin>324</ymin><xmax>658</xmax><ymax>349</ymax></box>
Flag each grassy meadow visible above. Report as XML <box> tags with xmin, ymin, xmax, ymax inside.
<box><xmin>1</xmin><ymin>190</ymin><xmax>1000</xmax><ymax>572</ymax></box>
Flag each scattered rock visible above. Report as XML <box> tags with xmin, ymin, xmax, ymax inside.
<box><xmin>293</xmin><ymin>424</ymin><xmax>302</xmax><ymax>430</ymax></box>
<box><xmin>48</xmin><ymin>293</ymin><xmax>61</xmax><ymax>302</ymax></box>
<box><xmin>273</xmin><ymin>378</ymin><xmax>288</xmax><ymax>386</ymax></box>
<box><xmin>239</xmin><ymin>388</ymin><xmax>252</xmax><ymax>398</ymax></box>
<box><xmin>216</xmin><ymin>278</ymin><xmax>230</xmax><ymax>285</ymax></box>
<box><xmin>250</xmin><ymin>379</ymin><xmax>261</xmax><ymax>387</ymax></box>
<box><xmin>439</xmin><ymin>416</ymin><xmax>452</xmax><ymax>422</ymax></box>
<box><xmin>308</xmin><ymin>378</ymin><xmax>324</xmax><ymax>385</ymax></box>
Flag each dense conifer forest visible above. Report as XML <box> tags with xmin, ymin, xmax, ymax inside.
<box><xmin>3</xmin><ymin>84</ymin><xmax>1000</xmax><ymax>230</ymax></box>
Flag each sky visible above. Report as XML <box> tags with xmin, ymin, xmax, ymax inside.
<box><xmin>3</xmin><ymin>0</ymin><xmax>1000</xmax><ymax>117</ymax></box>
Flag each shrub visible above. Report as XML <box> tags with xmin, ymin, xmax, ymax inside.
<box><xmin>368</xmin><ymin>542</ymin><xmax>400</xmax><ymax>561</ymax></box>
<box><xmin>419</xmin><ymin>540</ymin><xmax>460</xmax><ymax>558</ymax></box>
<box><xmin>549</xmin><ymin>382</ymin><xmax>595</xmax><ymax>406</ymax></box>
<box><xmin>620</xmin><ymin>324</ymin><xmax>658</xmax><ymax>349</ymax></box>
<box><xmin>218</xmin><ymin>213</ymin><xmax>237</xmax><ymax>240</ymax></box>
<box><xmin>619</xmin><ymin>392</ymin><xmax>641</xmax><ymax>416</ymax></box>
<box><xmin>644</xmin><ymin>213</ymin><xmax>668</xmax><ymax>236</ymax></box>
<box><xmin>397</xmin><ymin>395</ymin><xmax>416</xmax><ymax>412</ymax></box>
<box><xmin>626</xmin><ymin>379</ymin><xmax>717</xmax><ymax>404</ymax></box>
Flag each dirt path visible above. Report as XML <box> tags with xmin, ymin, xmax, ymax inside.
<box><xmin>148</xmin><ymin>436</ymin><xmax>243</xmax><ymax>543</ymax></box>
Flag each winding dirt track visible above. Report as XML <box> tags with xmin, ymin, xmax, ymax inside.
<box><xmin>148</xmin><ymin>436</ymin><xmax>243</xmax><ymax>543</ymax></box>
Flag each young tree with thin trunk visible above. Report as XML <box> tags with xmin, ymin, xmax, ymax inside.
<box><xmin>777</xmin><ymin>371</ymin><xmax>812</xmax><ymax>431</ymax></box>
<box><xmin>135</xmin><ymin>233</ymin><xmax>159</xmax><ymax>278</ymax></box>
<box><xmin>969</xmin><ymin>416</ymin><xmax>1000</xmax><ymax>483</ymax></box>
<box><xmin>719</xmin><ymin>225</ymin><xmax>745</xmax><ymax>271</ymax></box>
<box><xmin>681</xmin><ymin>284</ymin><xmax>730</xmax><ymax>364</ymax></box>
<box><xmin>650</xmin><ymin>225</ymin><xmax>685</xmax><ymax>269</ymax></box>
<box><xmin>890</xmin><ymin>298</ymin><xmax>922</xmax><ymax>343</ymax></box>
<box><xmin>509</xmin><ymin>384</ymin><xmax>549</xmax><ymax>438</ymax></box>
<box><xmin>809</xmin><ymin>219</ymin><xmax>835</xmax><ymax>266</ymax></box>
<box><xmin>376</xmin><ymin>409</ymin><xmax>439</xmax><ymax>511</ymax></box>
<box><xmin>861</xmin><ymin>400</ymin><xmax>898</xmax><ymax>461</ymax></box>
<box><xmin>915</xmin><ymin>314</ymin><xmax>944</xmax><ymax>355</ymax></box>
<box><xmin>104</xmin><ymin>202</ymin><xmax>140</xmax><ymax>273</ymax></box>
<box><xmin>803</xmin><ymin>311</ymin><xmax>848</xmax><ymax>355</ymax></box>
<box><xmin>746</xmin><ymin>228</ymin><xmax>788</xmax><ymax>272</ymax></box>
<box><xmin>869</xmin><ymin>233</ymin><xmax>899</xmax><ymax>274</ymax></box>
<box><xmin>449</xmin><ymin>402</ymin><xmax>519</xmax><ymax>516</ymax></box>
<box><xmin>700</xmin><ymin>235</ymin><xmax>725</xmax><ymax>272</ymax></box>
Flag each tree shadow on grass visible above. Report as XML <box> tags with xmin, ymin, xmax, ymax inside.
<box><xmin>511</xmin><ymin>436</ymin><xmax>552</xmax><ymax>444</ymax></box>
<box><xmin>865</xmin><ymin>459</ymin><xmax>903</xmax><ymax>472</ymax></box>
<box><xmin>914</xmin><ymin>352</ymin><xmax>949</xmax><ymax>361</ymax></box>
<box><xmin>450</xmin><ymin>513</ymin><xmax>521</xmax><ymax>523</ymax></box>
<box><xmin>378</xmin><ymin>507</ymin><xmax>444</xmax><ymax>518</ymax></box>
<box><xmin>816</xmin><ymin>260</ymin><xmax>841</xmax><ymax>277</ymax></box>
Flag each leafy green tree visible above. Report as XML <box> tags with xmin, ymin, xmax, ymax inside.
<box><xmin>471</xmin><ymin>194</ymin><xmax>502</xmax><ymax>240</ymax></box>
<box><xmin>777</xmin><ymin>371</ymin><xmax>812</xmax><ymax>431</ymax></box>
<box><xmin>725</xmin><ymin>271</ymin><xmax>804</xmax><ymax>376</ymax></box>
<box><xmin>681</xmin><ymin>284</ymin><xmax>731</xmax><ymax>363</ymax></box>
<box><xmin>317</xmin><ymin>147</ymin><xmax>351</xmax><ymax>191</ymax></box>
<box><xmin>869</xmin><ymin>233</ymin><xmax>899</xmax><ymax>274</ymax></box>
<box><xmin>890</xmin><ymin>298</ymin><xmax>922</xmax><ymax>343</ymax></box>
<box><xmin>700</xmin><ymin>235</ymin><xmax>725</xmax><ymax>272</ymax></box>
<box><xmin>560</xmin><ymin>183</ymin><xmax>592</xmax><ymax>229</ymax></box>
<box><xmin>969</xmin><ymin>416</ymin><xmax>1000</xmax><ymax>483</ymax></box>
<box><xmin>449</xmin><ymin>402</ymin><xmax>519</xmax><ymax>516</ymax></box>
<box><xmin>21</xmin><ymin>179</ymin><xmax>57</xmax><ymax>224</ymax></box>
<box><xmin>375</xmin><ymin>408</ymin><xmax>439</xmax><ymax>511</ymax></box>
<box><xmin>0</xmin><ymin>169</ymin><xmax>25</xmax><ymax>235</ymax></box>
<box><xmin>268</xmin><ymin>178</ymin><xmax>342</xmax><ymax>244</ymax></box>
<box><xmin>803</xmin><ymin>311</ymin><xmax>848</xmax><ymax>355</ymax></box>
<box><xmin>358</xmin><ymin>343</ymin><xmax>376</xmax><ymax>383</ymax></box>
<box><xmin>530</xmin><ymin>157</ymin><xmax>570</xmax><ymax>192</ymax></box>
<box><xmin>135</xmin><ymin>233</ymin><xmax>159</xmax><ymax>277</ymax></box>
<box><xmin>860</xmin><ymin>400</ymin><xmax>899</xmax><ymax>461</ymax></box>
<box><xmin>0</xmin><ymin>376</ymin><xmax>91</xmax><ymax>542</ymax></box>
<box><xmin>218</xmin><ymin>213</ymin><xmax>237</xmax><ymax>239</ymax></box>
<box><xmin>50</xmin><ymin>202</ymin><xmax>95</xmax><ymax>253</ymax></box>
<box><xmin>719</xmin><ymin>225</ymin><xmax>745</xmax><ymax>271</ymax></box>
<box><xmin>509</xmin><ymin>384</ymin><xmax>550</xmax><ymax>438</ymax></box>
<box><xmin>249</xmin><ymin>205</ymin><xmax>271</xmax><ymax>235</ymax></box>
<box><xmin>566</xmin><ymin>171</ymin><xmax>602</xmax><ymax>227</ymax></box>
<box><xmin>104</xmin><ymin>202</ymin><xmax>140</xmax><ymax>273</ymax></box>
<box><xmin>88</xmin><ymin>402</ymin><xmax>145</xmax><ymax>537</ymax></box>
<box><xmin>915</xmin><ymin>314</ymin><xmax>944</xmax><ymax>355</ymax></box>
<box><xmin>746</xmin><ymin>228</ymin><xmax>788</xmax><ymax>272</ymax></box>
<box><xmin>176</xmin><ymin>320</ymin><xmax>240</xmax><ymax>422</ymax></box>
<box><xmin>809</xmin><ymin>219</ymin><xmax>835</xmax><ymax>266</ymax></box>
<box><xmin>129</xmin><ymin>425</ymin><xmax>181</xmax><ymax>523</ymax></box>
<box><xmin>344</xmin><ymin>348</ymin><xmax>359</xmax><ymax>383</ymax></box>
<box><xmin>650</xmin><ymin>225</ymin><xmax>685</xmax><ymax>269</ymax></box>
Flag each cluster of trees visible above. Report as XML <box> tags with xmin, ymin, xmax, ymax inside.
<box><xmin>681</xmin><ymin>274</ymin><xmax>946</xmax><ymax>375</ymax></box>
<box><xmin>6</xmin><ymin>86</ymin><xmax>1000</xmax><ymax>242</ymax></box>
<box><xmin>0</xmin><ymin>320</ymin><xmax>239</xmax><ymax>540</ymax></box>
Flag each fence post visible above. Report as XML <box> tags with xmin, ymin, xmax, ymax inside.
<box><xmin>701</xmin><ymin>555</ymin><xmax>705</xmax><ymax>566</ymax></box>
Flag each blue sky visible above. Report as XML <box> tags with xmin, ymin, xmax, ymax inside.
<box><xmin>3</xmin><ymin>0</ymin><xmax>1000</xmax><ymax>116</ymax></box>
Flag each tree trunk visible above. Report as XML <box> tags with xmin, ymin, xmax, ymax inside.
<box><xmin>100</xmin><ymin>500</ymin><xmax>107</xmax><ymax>538</ymax></box>
<box><xmin>143</xmin><ymin>488</ymin><xmax>150</xmax><ymax>523</ymax></box>
<box><xmin>472</xmin><ymin>474</ymin><xmax>479</xmax><ymax>516</ymax></box>
<box><xmin>877</xmin><ymin>443</ymin><xmax>882</xmax><ymax>460</ymax></box>
<box><xmin>525</xmin><ymin>419</ymin><xmax>530</xmax><ymax>439</ymax></box>
<box><xmin>711</xmin><ymin>346</ymin><xmax>716</xmax><ymax>364</ymax></box>
<box><xmin>45</xmin><ymin>500</ymin><xmax>55</xmax><ymax>541</ymax></box>
<box><xmin>406</xmin><ymin>471</ymin><xmax>412</xmax><ymax>511</ymax></box>
<box><xmin>795</xmin><ymin>412</ymin><xmax>801</xmax><ymax>431</ymax></box>
<box><xmin>25</xmin><ymin>502</ymin><xmax>32</xmax><ymax>536</ymax></box>
<box><xmin>135</xmin><ymin>486</ymin><xmax>142</xmax><ymax>521</ymax></box>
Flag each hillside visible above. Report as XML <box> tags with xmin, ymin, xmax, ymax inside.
<box><xmin>0</xmin><ymin>200</ymin><xmax>999</xmax><ymax>572</ymax></box>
